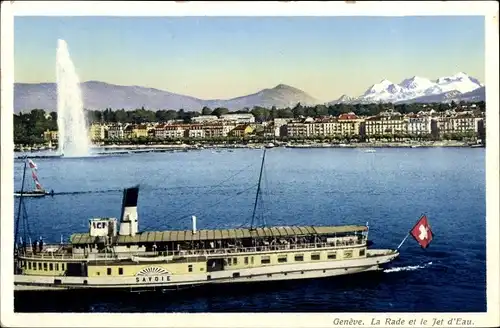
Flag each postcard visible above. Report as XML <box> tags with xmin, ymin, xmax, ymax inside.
<box><xmin>1</xmin><ymin>1</ymin><xmax>498</xmax><ymax>327</ymax></box>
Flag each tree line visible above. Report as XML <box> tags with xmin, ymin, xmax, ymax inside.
<box><xmin>84</xmin><ymin>100</ymin><xmax>484</xmax><ymax>124</ymax></box>
<box><xmin>14</xmin><ymin>101</ymin><xmax>485</xmax><ymax>145</ymax></box>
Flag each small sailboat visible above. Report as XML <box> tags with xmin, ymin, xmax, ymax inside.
<box><xmin>14</xmin><ymin>158</ymin><xmax>54</xmax><ymax>198</ymax></box>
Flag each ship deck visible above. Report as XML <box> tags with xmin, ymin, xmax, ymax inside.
<box><xmin>70</xmin><ymin>225</ymin><xmax>368</xmax><ymax>245</ymax></box>
<box><xmin>16</xmin><ymin>238</ymin><xmax>367</xmax><ymax>262</ymax></box>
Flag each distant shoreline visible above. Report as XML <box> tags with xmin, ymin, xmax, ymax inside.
<box><xmin>14</xmin><ymin>140</ymin><xmax>484</xmax><ymax>154</ymax></box>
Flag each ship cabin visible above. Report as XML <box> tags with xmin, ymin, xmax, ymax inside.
<box><xmin>68</xmin><ymin>216</ymin><xmax>369</xmax><ymax>259</ymax></box>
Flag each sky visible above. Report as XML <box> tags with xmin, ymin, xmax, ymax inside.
<box><xmin>14</xmin><ymin>16</ymin><xmax>485</xmax><ymax>102</ymax></box>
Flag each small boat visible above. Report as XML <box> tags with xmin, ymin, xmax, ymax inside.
<box><xmin>14</xmin><ymin>158</ymin><xmax>54</xmax><ymax>198</ymax></box>
<box><xmin>364</xmin><ymin>149</ymin><xmax>376</xmax><ymax>153</ymax></box>
<box><xmin>264</xmin><ymin>142</ymin><xmax>275</xmax><ymax>149</ymax></box>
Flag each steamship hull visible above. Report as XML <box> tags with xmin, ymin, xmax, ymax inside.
<box><xmin>14</xmin><ymin>249</ymin><xmax>398</xmax><ymax>292</ymax></box>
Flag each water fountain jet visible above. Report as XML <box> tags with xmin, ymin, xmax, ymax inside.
<box><xmin>56</xmin><ymin>39</ymin><xmax>92</xmax><ymax>157</ymax></box>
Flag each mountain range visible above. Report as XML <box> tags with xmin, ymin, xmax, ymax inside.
<box><xmin>329</xmin><ymin>72</ymin><xmax>485</xmax><ymax>105</ymax></box>
<box><xmin>14</xmin><ymin>72</ymin><xmax>484</xmax><ymax>113</ymax></box>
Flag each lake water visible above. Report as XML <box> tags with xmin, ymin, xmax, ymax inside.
<box><xmin>13</xmin><ymin>147</ymin><xmax>486</xmax><ymax>312</ymax></box>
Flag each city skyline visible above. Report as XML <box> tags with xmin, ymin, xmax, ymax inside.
<box><xmin>15</xmin><ymin>16</ymin><xmax>485</xmax><ymax>102</ymax></box>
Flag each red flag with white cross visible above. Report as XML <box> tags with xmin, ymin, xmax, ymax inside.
<box><xmin>409</xmin><ymin>215</ymin><xmax>433</xmax><ymax>248</ymax></box>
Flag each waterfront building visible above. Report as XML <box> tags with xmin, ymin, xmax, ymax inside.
<box><xmin>185</xmin><ymin>124</ymin><xmax>206</xmax><ymax>139</ymax></box>
<box><xmin>107</xmin><ymin>124</ymin><xmax>125</xmax><ymax>140</ymax></box>
<box><xmin>133</xmin><ymin>124</ymin><xmax>149</xmax><ymax>138</ymax></box>
<box><xmin>309</xmin><ymin>119</ymin><xmax>341</xmax><ymax>137</ymax></box>
<box><xmin>202</xmin><ymin>123</ymin><xmax>225</xmax><ymax>139</ymax></box>
<box><xmin>284</xmin><ymin>122</ymin><xmax>310</xmax><ymax>138</ymax></box>
<box><xmin>42</xmin><ymin>129</ymin><xmax>58</xmax><ymax>142</ymax></box>
<box><xmin>229</xmin><ymin>125</ymin><xmax>255</xmax><ymax>138</ymax></box>
<box><xmin>431</xmin><ymin>117</ymin><xmax>454</xmax><ymax>136</ymax></box>
<box><xmin>338</xmin><ymin>113</ymin><xmax>363</xmax><ymax>137</ymax></box>
<box><xmin>365</xmin><ymin>115</ymin><xmax>407</xmax><ymax>137</ymax></box>
<box><xmin>449</xmin><ymin>113</ymin><xmax>482</xmax><ymax>134</ymax></box>
<box><xmin>154</xmin><ymin>124</ymin><xmax>168</xmax><ymax>139</ymax></box>
<box><xmin>407</xmin><ymin>114</ymin><xmax>431</xmax><ymax>136</ymax></box>
<box><xmin>163</xmin><ymin>125</ymin><xmax>186</xmax><ymax>139</ymax></box>
<box><xmin>89</xmin><ymin>123</ymin><xmax>108</xmax><ymax>141</ymax></box>
<box><xmin>273</xmin><ymin>118</ymin><xmax>293</xmax><ymax>137</ymax></box>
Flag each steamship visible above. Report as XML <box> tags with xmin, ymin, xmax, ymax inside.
<box><xmin>13</xmin><ymin>151</ymin><xmax>400</xmax><ymax>292</ymax></box>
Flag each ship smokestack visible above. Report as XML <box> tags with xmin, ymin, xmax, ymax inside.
<box><xmin>119</xmin><ymin>185</ymin><xmax>139</xmax><ymax>237</ymax></box>
<box><xmin>192</xmin><ymin>215</ymin><xmax>197</xmax><ymax>234</ymax></box>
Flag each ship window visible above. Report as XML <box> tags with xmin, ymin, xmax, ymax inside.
<box><xmin>43</xmin><ymin>263</ymin><xmax>48</xmax><ymax>271</ymax></box>
<box><xmin>294</xmin><ymin>254</ymin><xmax>304</xmax><ymax>261</ymax></box>
<box><xmin>344</xmin><ymin>250</ymin><xmax>353</xmax><ymax>259</ymax></box>
<box><xmin>107</xmin><ymin>268</ymin><xmax>112</xmax><ymax>275</ymax></box>
<box><xmin>33</xmin><ymin>263</ymin><xmax>37</xmax><ymax>271</ymax></box>
<box><xmin>97</xmin><ymin>272</ymin><xmax>100</xmax><ymax>276</ymax></box>
<box><xmin>244</xmin><ymin>257</ymin><xmax>249</xmax><ymax>265</ymax></box>
<box><xmin>327</xmin><ymin>252</ymin><xmax>337</xmax><ymax>260</ymax></box>
<box><xmin>359</xmin><ymin>249</ymin><xmax>365</xmax><ymax>256</ymax></box>
<box><xmin>233</xmin><ymin>258</ymin><xmax>238</xmax><ymax>265</ymax></box>
<box><xmin>28</xmin><ymin>262</ymin><xmax>32</xmax><ymax>270</ymax></box>
<box><xmin>38</xmin><ymin>263</ymin><xmax>42</xmax><ymax>270</ymax></box>
<box><xmin>261</xmin><ymin>256</ymin><xmax>271</xmax><ymax>264</ymax></box>
<box><xmin>188</xmin><ymin>265</ymin><xmax>193</xmax><ymax>272</ymax></box>
<box><xmin>62</xmin><ymin>264</ymin><xmax>65</xmax><ymax>271</ymax></box>
<box><xmin>251</xmin><ymin>257</ymin><xmax>254</xmax><ymax>264</ymax></box>
<box><xmin>49</xmin><ymin>263</ymin><xmax>53</xmax><ymax>271</ymax></box>
<box><xmin>55</xmin><ymin>263</ymin><xmax>59</xmax><ymax>271</ymax></box>
<box><xmin>311</xmin><ymin>253</ymin><xmax>321</xmax><ymax>260</ymax></box>
<box><xmin>278</xmin><ymin>255</ymin><xmax>287</xmax><ymax>263</ymax></box>
<box><xmin>119</xmin><ymin>268</ymin><xmax>123</xmax><ymax>275</ymax></box>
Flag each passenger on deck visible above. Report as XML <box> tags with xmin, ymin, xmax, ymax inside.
<box><xmin>39</xmin><ymin>237</ymin><xmax>44</xmax><ymax>252</ymax></box>
<box><xmin>32</xmin><ymin>241</ymin><xmax>38</xmax><ymax>254</ymax></box>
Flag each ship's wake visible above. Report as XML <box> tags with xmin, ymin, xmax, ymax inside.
<box><xmin>383</xmin><ymin>261</ymin><xmax>433</xmax><ymax>273</ymax></box>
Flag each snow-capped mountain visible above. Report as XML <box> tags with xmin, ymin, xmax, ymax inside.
<box><xmin>406</xmin><ymin>86</ymin><xmax>485</xmax><ymax>104</ymax></box>
<box><xmin>435</xmin><ymin>72</ymin><xmax>484</xmax><ymax>93</ymax></box>
<box><xmin>329</xmin><ymin>72</ymin><xmax>484</xmax><ymax>104</ymax></box>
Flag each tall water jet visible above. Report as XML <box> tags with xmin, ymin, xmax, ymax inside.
<box><xmin>56</xmin><ymin>39</ymin><xmax>91</xmax><ymax>157</ymax></box>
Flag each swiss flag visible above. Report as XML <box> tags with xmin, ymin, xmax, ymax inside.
<box><xmin>410</xmin><ymin>215</ymin><xmax>433</xmax><ymax>248</ymax></box>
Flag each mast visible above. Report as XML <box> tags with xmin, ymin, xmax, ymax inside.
<box><xmin>14</xmin><ymin>158</ymin><xmax>28</xmax><ymax>251</ymax></box>
<box><xmin>250</xmin><ymin>149</ymin><xmax>266</xmax><ymax>230</ymax></box>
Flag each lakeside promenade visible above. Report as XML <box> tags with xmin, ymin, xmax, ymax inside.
<box><xmin>14</xmin><ymin>140</ymin><xmax>483</xmax><ymax>154</ymax></box>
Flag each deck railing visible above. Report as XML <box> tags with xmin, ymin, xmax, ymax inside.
<box><xmin>17</xmin><ymin>239</ymin><xmax>366</xmax><ymax>261</ymax></box>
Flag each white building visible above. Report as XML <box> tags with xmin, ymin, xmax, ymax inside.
<box><xmin>407</xmin><ymin>116</ymin><xmax>431</xmax><ymax>135</ymax></box>
<box><xmin>192</xmin><ymin>115</ymin><xmax>218</xmax><ymax>123</ymax></box>
<box><xmin>107</xmin><ymin>124</ymin><xmax>125</xmax><ymax>139</ymax></box>
<box><xmin>273</xmin><ymin>118</ymin><xmax>293</xmax><ymax>137</ymax></box>
<box><xmin>220</xmin><ymin>113</ymin><xmax>255</xmax><ymax>124</ymax></box>
<box><xmin>186</xmin><ymin>125</ymin><xmax>205</xmax><ymax>139</ymax></box>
